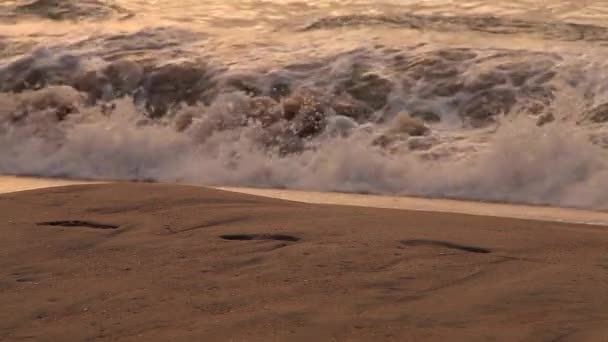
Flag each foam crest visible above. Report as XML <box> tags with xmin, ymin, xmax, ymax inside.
<box><xmin>3</xmin><ymin>7</ymin><xmax>608</xmax><ymax>209</ymax></box>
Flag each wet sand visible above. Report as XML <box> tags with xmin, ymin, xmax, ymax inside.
<box><xmin>3</xmin><ymin>176</ymin><xmax>608</xmax><ymax>226</ymax></box>
<box><xmin>1</xmin><ymin>181</ymin><xmax>607</xmax><ymax>341</ymax></box>
<box><xmin>0</xmin><ymin>176</ymin><xmax>105</xmax><ymax>194</ymax></box>
<box><xmin>218</xmin><ymin>186</ymin><xmax>608</xmax><ymax>226</ymax></box>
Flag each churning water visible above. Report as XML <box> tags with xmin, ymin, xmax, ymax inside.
<box><xmin>3</xmin><ymin>0</ymin><xmax>608</xmax><ymax>208</ymax></box>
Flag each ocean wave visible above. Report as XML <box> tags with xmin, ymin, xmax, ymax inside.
<box><xmin>0</xmin><ymin>0</ymin><xmax>133</xmax><ymax>22</ymax></box>
<box><xmin>2</xmin><ymin>93</ymin><xmax>608</xmax><ymax>209</ymax></box>
<box><xmin>2</xmin><ymin>38</ymin><xmax>608</xmax><ymax>209</ymax></box>
<box><xmin>0</xmin><ymin>40</ymin><xmax>597</xmax><ymax>127</ymax></box>
<box><xmin>3</xmin><ymin>10</ymin><xmax>608</xmax><ymax>209</ymax></box>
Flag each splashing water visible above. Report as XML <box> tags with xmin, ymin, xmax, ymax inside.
<box><xmin>3</xmin><ymin>0</ymin><xmax>608</xmax><ymax>209</ymax></box>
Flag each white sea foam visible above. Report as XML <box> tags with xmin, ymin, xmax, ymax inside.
<box><xmin>3</xmin><ymin>0</ymin><xmax>608</xmax><ymax>209</ymax></box>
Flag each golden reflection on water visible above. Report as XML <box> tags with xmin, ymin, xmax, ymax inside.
<box><xmin>117</xmin><ymin>0</ymin><xmax>608</xmax><ymax>26</ymax></box>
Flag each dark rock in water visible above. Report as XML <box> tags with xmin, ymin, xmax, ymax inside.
<box><xmin>341</xmin><ymin>66</ymin><xmax>392</xmax><ymax>110</ymax></box>
<box><xmin>460</xmin><ymin>88</ymin><xmax>516</xmax><ymax>127</ymax></box>
<box><xmin>143</xmin><ymin>63</ymin><xmax>210</xmax><ymax>118</ymax></box>
<box><xmin>410</xmin><ymin>110</ymin><xmax>441</xmax><ymax>123</ymax></box>
<box><xmin>15</xmin><ymin>0</ymin><xmax>132</xmax><ymax>21</ymax></box>
<box><xmin>582</xmin><ymin>103</ymin><xmax>608</xmax><ymax>123</ymax></box>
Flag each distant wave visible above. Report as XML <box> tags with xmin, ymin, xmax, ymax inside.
<box><xmin>0</xmin><ymin>0</ymin><xmax>133</xmax><ymax>22</ymax></box>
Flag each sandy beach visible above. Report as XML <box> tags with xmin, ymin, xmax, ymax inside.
<box><xmin>1</xmin><ymin>181</ymin><xmax>607</xmax><ymax>341</ymax></box>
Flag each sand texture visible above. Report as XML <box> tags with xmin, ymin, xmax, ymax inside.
<box><xmin>1</xmin><ymin>183</ymin><xmax>607</xmax><ymax>341</ymax></box>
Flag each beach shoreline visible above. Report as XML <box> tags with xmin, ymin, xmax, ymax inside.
<box><xmin>1</xmin><ymin>181</ymin><xmax>607</xmax><ymax>341</ymax></box>
<box><xmin>2</xmin><ymin>175</ymin><xmax>608</xmax><ymax>226</ymax></box>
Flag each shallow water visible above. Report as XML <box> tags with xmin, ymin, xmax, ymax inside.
<box><xmin>3</xmin><ymin>0</ymin><xmax>608</xmax><ymax>209</ymax></box>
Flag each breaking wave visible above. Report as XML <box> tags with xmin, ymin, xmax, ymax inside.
<box><xmin>3</xmin><ymin>3</ymin><xmax>608</xmax><ymax>209</ymax></box>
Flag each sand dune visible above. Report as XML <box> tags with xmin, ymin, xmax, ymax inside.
<box><xmin>1</xmin><ymin>182</ymin><xmax>607</xmax><ymax>341</ymax></box>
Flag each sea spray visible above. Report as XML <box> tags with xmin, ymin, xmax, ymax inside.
<box><xmin>3</xmin><ymin>0</ymin><xmax>608</xmax><ymax>208</ymax></box>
